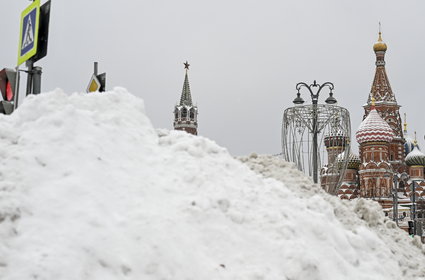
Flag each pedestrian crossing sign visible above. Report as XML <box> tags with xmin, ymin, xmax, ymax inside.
<box><xmin>18</xmin><ymin>0</ymin><xmax>40</xmax><ymax>66</ymax></box>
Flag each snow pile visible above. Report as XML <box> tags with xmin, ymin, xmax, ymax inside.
<box><xmin>0</xmin><ymin>88</ymin><xmax>424</xmax><ymax>280</ymax></box>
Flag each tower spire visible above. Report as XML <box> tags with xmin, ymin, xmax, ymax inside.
<box><xmin>180</xmin><ymin>61</ymin><xmax>193</xmax><ymax>106</ymax></box>
<box><xmin>173</xmin><ymin>61</ymin><xmax>198</xmax><ymax>135</ymax></box>
<box><xmin>369</xmin><ymin>26</ymin><xmax>395</xmax><ymax>104</ymax></box>
<box><xmin>404</xmin><ymin>113</ymin><xmax>407</xmax><ymax>133</ymax></box>
<box><xmin>362</xmin><ymin>26</ymin><xmax>405</xmax><ymax>172</ymax></box>
<box><xmin>371</xmin><ymin>97</ymin><xmax>376</xmax><ymax>109</ymax></box>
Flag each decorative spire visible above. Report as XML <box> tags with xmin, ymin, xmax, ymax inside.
<box><xmin>404</xmin><ymin>113</ymin><xmax>407</xmax><ymax>133</ymax></box>
<box><xmin>180</xmin><ymin>61</ymin><xmax>193</xmax><ymax>106</ymax></box>
<box><xmin>373</xmin><ymin>23</ymin><xmax>387</xmax><ymax>52</ymax></box>
<box><xmin>368</xmin><ymin>27</ymin><xmax>396</xmax><ymax>104</ymax></box>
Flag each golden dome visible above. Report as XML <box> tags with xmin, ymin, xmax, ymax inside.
<box><xmin>373</xmin><ymin>32</ymin><xmax>387</xmax><ymax>52</ymax></box>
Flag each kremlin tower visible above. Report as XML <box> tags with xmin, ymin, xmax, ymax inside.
<box><xmin>173</xmin><ymin>61</ymin><xmax>198</xmax><ymax>135</ymax></box>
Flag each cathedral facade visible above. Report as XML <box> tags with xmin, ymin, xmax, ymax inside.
<box><xmin>321</xmin><ymin>32</ymin><xmax>425</xmax><ymax>229</ymax></box>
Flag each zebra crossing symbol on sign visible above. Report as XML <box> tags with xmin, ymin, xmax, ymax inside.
<box><xmin>18</xmin><ymin>0</ymin><xmax>40</xmax><ymax>65</ymax></box>
<box><xmin>22</xmin><ymin>15</ymin><xmax>35</xmax><ymax>51</ymax></box>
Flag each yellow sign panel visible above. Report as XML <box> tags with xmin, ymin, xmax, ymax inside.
<box><xmin>87</xmin><ymin>75</ymin><xmax>101</xmax><ymax>93</ymax></box>
<box><xmin>17</xmin><ymin>0</ymin><xmax>40</xmax><ymax>66</ymax></box>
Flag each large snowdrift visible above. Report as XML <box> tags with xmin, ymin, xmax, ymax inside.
<box><xmin>0</xmin><ymin>88</ymin><xmax>424</xmax><ymax>280</ymax></box>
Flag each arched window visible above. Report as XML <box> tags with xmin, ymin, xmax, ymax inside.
<box><xmin>190</xmin><ymin>109</ymin><xmax>194</xmax><ymax>119</ymax></box>
<box><xmin>182</xmin><ymin>108</ymin><xmax>187</xmax><ymax>118</ymax></box>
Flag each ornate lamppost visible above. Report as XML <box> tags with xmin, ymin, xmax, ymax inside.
<box><xmin>282</xmin><ymin>80</ymin><xmax>351</xmax><ymax>193</ymax></box>
<box><xmin>392</xmin><ymin>172</ymin><xmax>409</xmax><ymax>226</ymax></box>
<box><xmin>293</xmin><ymin>81</ymin><xmax>337</xmax><ymax>183</ymax></box>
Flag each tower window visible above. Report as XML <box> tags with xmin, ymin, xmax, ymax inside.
<box><xmin>182</xmin><ymin>108</ymin><xmax>187</xmax><ymax>118</ymax></box>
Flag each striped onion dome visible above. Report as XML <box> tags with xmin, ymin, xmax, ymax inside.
<box><xmin>356</xmin><ymin>108</ymin><xmax>393</xmax><ymax>144</ymax></box>
<box><xmin>336</xmin><ymin>151</ymin><xmax>361</xmax><ymax>170</ymax></box>
<box><xmin>405</xmin><ymin>146</ymin><xmax>425</xmax><ymax>167</ymax></box>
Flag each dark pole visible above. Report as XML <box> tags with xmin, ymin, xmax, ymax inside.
<box><xmin>393</xmin><ymin>175</ymin><xmax>399</xmax><ymax>226</ymax></box>
<box><xmin>295</xmin><ymin>80</ymin><xmax>335</xmax><ymax>184</ymax></box>
<box><xmin>413</xmin><ymin>180</ymin><xmax>417</xmax><ymax>235</ymax></box>
<box><xmin>26</xmin><ymin>0</ymin><xmax>36</xmax><ymax>96</ymax></box>
<box><xmin>13</xmin><ymin>66</ymin><xmax>20</xmax><ymax>110</ymax></box>
<box><xmin>312</xmin><ymin>97</ymin><xmax>318</xmax><ymax>183</ymax></box>
<box><xmin>26</xmin><ymin>60</ymin><xmax>33</xmax><ymax>96</ymax></box>
<box><xmin>32</xmin><ymin>66</ymin><xmax>42</xmax><ymax>94</ymax></box>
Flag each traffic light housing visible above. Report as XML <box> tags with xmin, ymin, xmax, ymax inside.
<box><xmin>0</xmin><ymin>68</ymin><xmax>18</xmax><ymax>115</ymax></box>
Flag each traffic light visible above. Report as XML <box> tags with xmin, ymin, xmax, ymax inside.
<box><xmin>0</xmin><ymin>68</ymin><xmax>18</xmax><ymax>115</ymax></box>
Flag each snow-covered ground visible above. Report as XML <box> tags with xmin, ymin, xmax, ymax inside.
<box><xmin>0</xmin><ymin>88</ymin><xmax>424</xmax><ymax>280</ymax></box>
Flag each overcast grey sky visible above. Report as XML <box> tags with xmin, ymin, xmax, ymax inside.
<box><xmin>1</xmin><ymin>0</ymin><xmax>424</xmax><ymax>156</ymax></box>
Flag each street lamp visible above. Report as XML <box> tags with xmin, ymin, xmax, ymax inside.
<box><xmin>411</xmin><ymin>179</ymin><xmax>418</xmax><ymax>235</ymax></box>
<box><xmin>293</xmin><ymin>80</ymin><xmax>337</xmax><ymax>183</ymax></box>
<box><xmin>392</xmin><ymin>172</ymin><xmax>409</xmax><ymax>226</ymax></box>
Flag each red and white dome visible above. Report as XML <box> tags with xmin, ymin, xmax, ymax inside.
<box><xmin>356</xmin><ymin>108</ymin><xmax>393</xmax><ymax>144</ymax></box>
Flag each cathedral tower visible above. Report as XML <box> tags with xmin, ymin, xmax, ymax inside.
<box><xmin>356</xmin><ymin>98</ymin><xmax>394</xmax><ymax>200</ymax></box>
<box><xmin>362</xmin><ymin>30</ymin><xmax>406</xmax><ymax>173</ymax></box>
<box><xmin>173</xmin><ymin>61</ymin><xmax>198</xmax><ymax>135</ymax></box>
<box><xmin>320</xmin><ymin>131</ymin><xmax>349</xmax><ymax>193</ymax></box>
<box><xmin>337</xmin><ymin>151</ymin><xmax>361</xmax><ymax>200</ymax></box>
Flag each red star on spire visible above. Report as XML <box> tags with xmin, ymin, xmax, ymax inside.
<box><xmin>184</xmin><ymin>61</ymin><xmax>190</xmax><ymax>70</ymax></box>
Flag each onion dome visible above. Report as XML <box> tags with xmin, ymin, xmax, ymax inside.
<box><xmin>405</xmin><ymin>145</ymin><xmax>425</xmax><ymax>166</ymax></box>
<box><xmin>356</xmin><ymin>101</ymin><xmax>393</xmax><ymax>144</ymax></box>
<box><xmin>337</xmin><ymin>151</ymin><xmax>361</xmax><ymax>170</ymax></box>
<box><xmin>404</xmin><ymin>133</ymin><xmax>416</xmax><ymax>156</ymax></box>
<box><xmin>403</xmin><ymin>114</ymin><xmax>418</xmax><ymax>155</ymax></box>
<box><xmin>373</xmin><ymin>32</ymin><xmax>387</xmax><ymax>52</ymax></box>
<box><xmin>324</xmin><ymin>129</ymin><xmax>348</xmax><ymax>148</ymax></box>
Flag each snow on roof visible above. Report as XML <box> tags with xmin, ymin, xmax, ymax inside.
<box><xmin>356</xmin><ymin>108</ymin><xmax>394</xmax><ymax>144</ymax></box>
<box><xmin>0</xmin><ymin>88</ymin><xmax>424</xmax><ymax>280</ymax></box>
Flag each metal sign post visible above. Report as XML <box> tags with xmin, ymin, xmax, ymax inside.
<box><xmin>13</xmin><ymin>66</ymin><xmax>20</xmax><ymax>110</ymax></box>
<box><xmin>15</xmin><ymin>0</ymin><xmax>50</xmax><ymax>101</ymax></box>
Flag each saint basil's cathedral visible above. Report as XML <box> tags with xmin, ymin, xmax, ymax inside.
<box><xmin>321</xmin><ymin>31</ymin><xmax>425</xmax><ymax>225</ymax></box>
